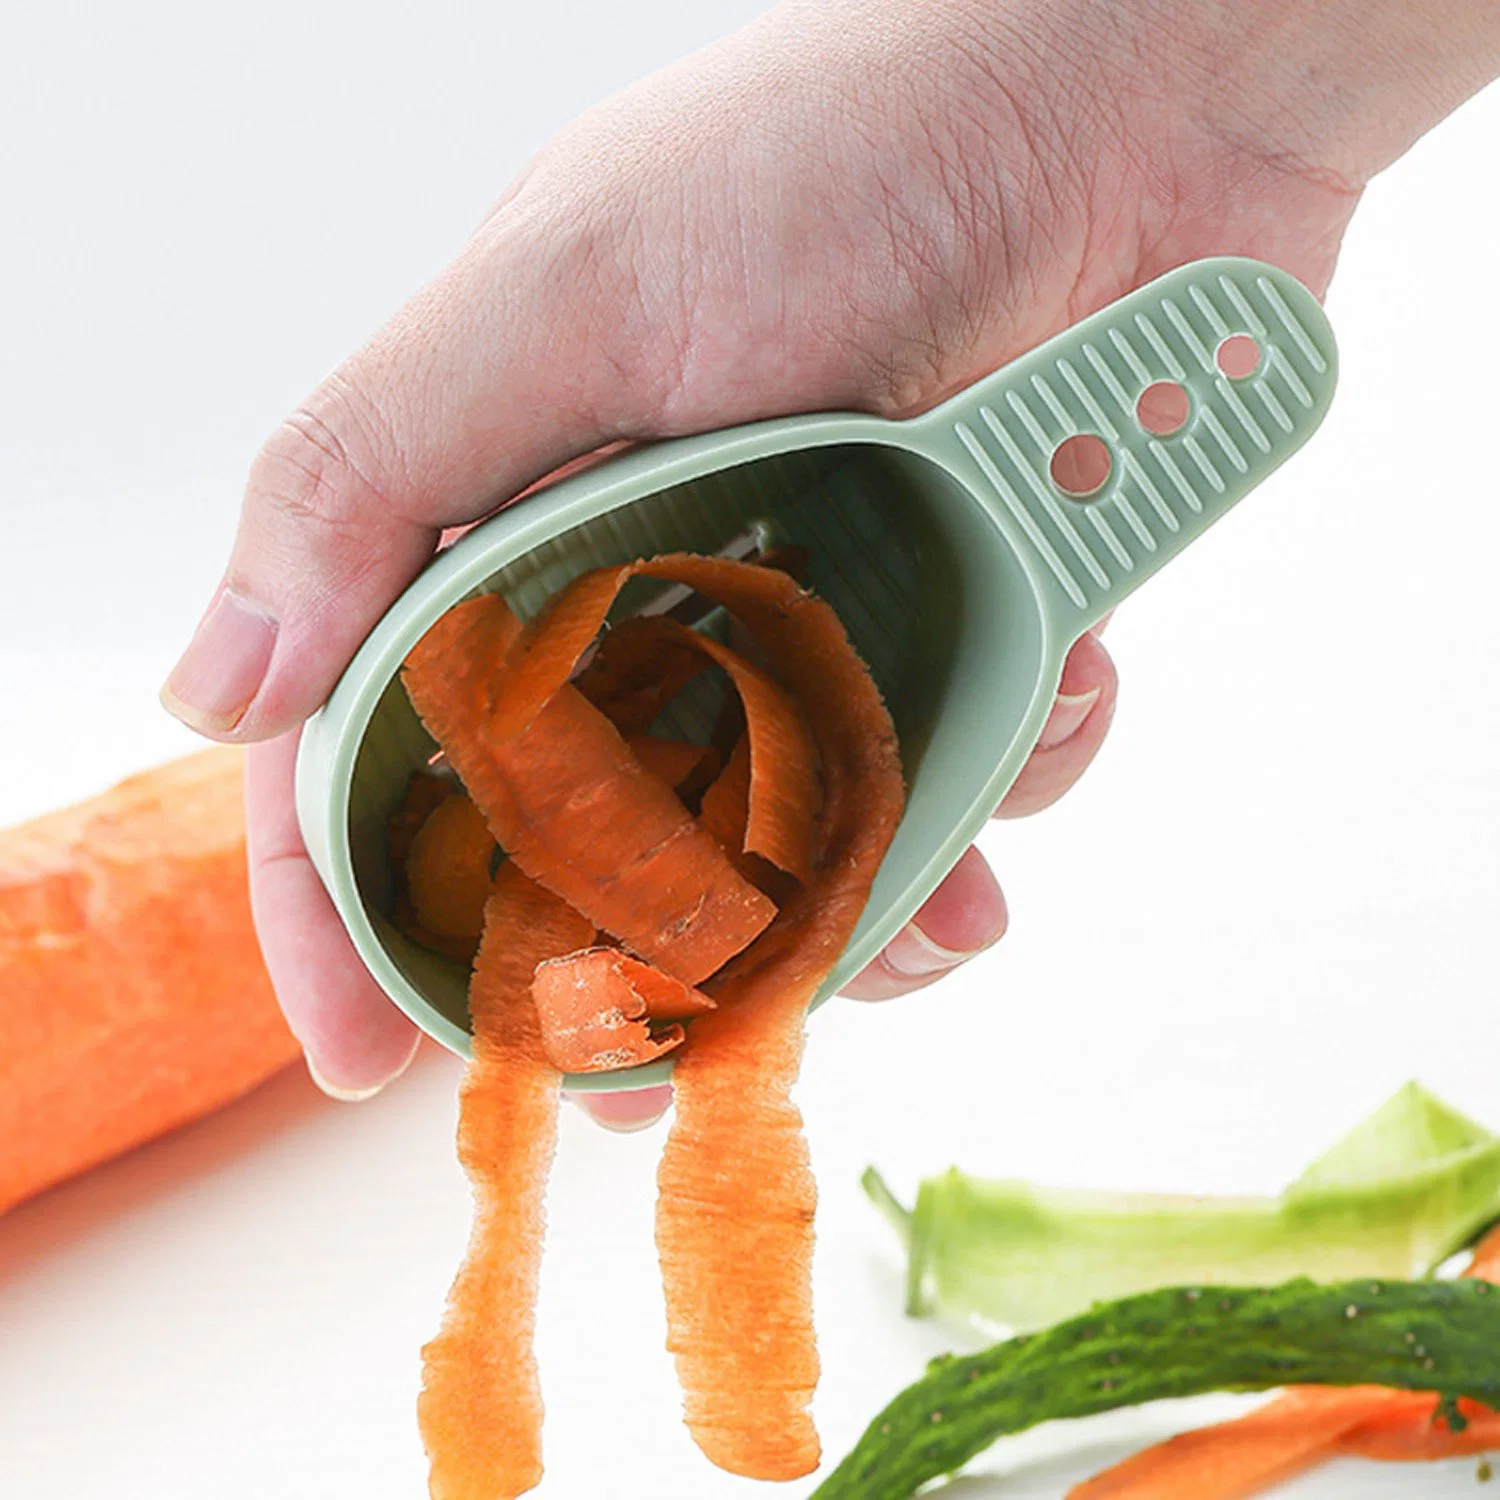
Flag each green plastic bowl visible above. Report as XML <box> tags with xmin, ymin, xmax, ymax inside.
<box><xmin>295</xmin><ymin>256</ymin><xmax>1336</xmax><ymax>1092</ymax></box>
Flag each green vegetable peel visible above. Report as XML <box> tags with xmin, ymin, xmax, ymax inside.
<box><xmin>867</xmin><ymin>1083</ymin><xmax>1500</xmax><ymax>1332</ymax></box>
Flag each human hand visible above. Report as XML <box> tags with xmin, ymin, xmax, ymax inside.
<box><xmin>160</xmin><ymin>0</ymin><xmax>1498</xmax><ymax>1123</ymax></box>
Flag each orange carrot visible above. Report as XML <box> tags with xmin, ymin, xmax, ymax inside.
<box><xmin>405</xmin><ymin>792</ymin><xmax>496</xmax><ymax>942</ymax></box>
<box><xmin>417</xmin><ymin>864</ymin><xmax>594</xmax><ymax>1500</ymax></box>
<box><xmin>531</xmin><ymin>947</ymin><xmax>715</xmax><ymax>1073</ymax></box>
<box><xmin>0</xmin><ymin>748</ymin><xmax>302</xmax><ymax>1218</ymax></box>
<box><xmin>402</xmin><ymin>594</ymin><xmax>776</xmax><ymax>985</ymax></box>
<box><xmin>1071</xmin><ymin>1224</ymin><xmax>1500</xmax><ymax>1498</ymax></box>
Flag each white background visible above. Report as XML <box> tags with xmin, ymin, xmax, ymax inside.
<box><xmin>2</xmin><ymin>2</ymin><xmax>1498</xmax><ymax>1496</ymax></box>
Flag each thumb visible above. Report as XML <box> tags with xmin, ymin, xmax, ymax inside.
<box><xmin>161</xmin><ymin>203</ymin><xmax>664</xmax><ymax>741</ymax></box>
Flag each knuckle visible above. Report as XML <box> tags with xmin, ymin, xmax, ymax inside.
<box><xmin>248</xmin><ymin>377</ymin><xmax>394</xmax><ymax>537</ymax></box>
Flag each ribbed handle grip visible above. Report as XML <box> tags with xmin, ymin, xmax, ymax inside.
<box><xmin>916</xmin><ymin>257</ymin><xmax>1337</xmax><ymax>641</ymax></box>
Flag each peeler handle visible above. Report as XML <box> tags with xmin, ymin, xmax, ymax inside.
<box><xmin>912</xmin><ymin>257</ymin><xmax>1337</xmax><ymax>645</ymax></box>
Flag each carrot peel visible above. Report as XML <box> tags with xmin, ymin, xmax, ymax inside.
<box><xmin>400</xmin><ymin>555</ymin><xmax>905</xmax><ymax>1489</ymax></box>
<box><xmin>1066</xmin><ymin>1386</ymin><xmax>1398</xmax><ymax>1500</ymax></box>
<box><xmin>402</xmin><ymin>593</ymin><xmax>776</xmax><ymax>986</ymax></box>
<box><xmin>575</xmin><ymin>615</ymin><xmax>715</xmax><ymax>735</ymax></box>
<box><xmin>651</xmin><ymin>558</ymin><xmax>904</xmax><ymax>1480</ymax></box>
<box><xmin>1336</xmin><ymin>1394</ymin><xmax>1500</xmax><ymax>1461</ymax></box>
<box><xmin>417</xmin><ymin>865</ymin><xmax>594</xmax><ymax>1500</ymax></box>
<box><xmin>531</xmin><ymin>948</ymin><xmax>715</xmax><ymax>1073</ymax></box>
<box><xmin>494</xmin><ymin>582</ymin><xmax>821</xmax><ymax>884</ymax></box>
<box><xmin>623</xmin><ymin>734</ymin><xmax>719</xmax><ymax>793</ymax></box>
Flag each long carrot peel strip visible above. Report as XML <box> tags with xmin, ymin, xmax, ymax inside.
<box><xmin>698</xmin><ymin>734</ymin><xmax>752</xmax><ymax>854</ymax></box>
<box><xmin>457</xmin><ymin>553</ymin><xmax>900</xmax><ymax>1475</ymax></box>
<box><xmin>484</xmin><ymin>567</ymin><xmax>640</xmax><ymax>741</ymax></box>
<box><xmin>406</xmin><ymin>792</ymin><xmax>496</xmax><ymax>941</ymax></box>
<box><xmin>418</xmin><ymin>865</ymin><xmax>594</xmax><ymax>1500</ymax></box>
<box><xmin>1336</xmin><ymin>1396</ymin><xmax>1500</xmax><ymax>1461</ymax></box>
<box><xmin>402</xmin><ymin>594</ymin><xmax>775</xmax><ymax>985</ymax></box>
<box><xmin>392</xmin><ymin>755</ymin><xmax>714</xmax><ymax>954</ymax></box>
<box><xmin>649</xmin><ymin>559</ymin><xmax>905</xmax><ymax>1480</ymax></box>
<box><xmin>532</xmin><ymin>948</ymin><xmax>715</xmax><ymax>1073</ymax></box>
<box><xmin>1066</xmin><ymin>1387</ymin><xmax>1396</xmax><ymax>1500</ymax></box>
<box><xmin>1071</xmin><ymin>1224</ymin><xmax>1500</xmax><ymax>1499</ymax></box>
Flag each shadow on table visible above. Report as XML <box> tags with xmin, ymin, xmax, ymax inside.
<box><xmin>0</xmin><ymin>1059</ymin><xmax>335</xmax><ymax>1281</ymax></box>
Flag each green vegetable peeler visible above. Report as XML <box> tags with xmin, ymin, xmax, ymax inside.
<box><xmin>295</xmin><ymin>256</ymin><xmax>1336</xmax><ymax>1091</ymax></box>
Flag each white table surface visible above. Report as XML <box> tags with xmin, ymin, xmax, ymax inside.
<box><xmin>1</xmin><ymin>4</ymin><xmax>1498</xmax><ymax>1495</ymax></box>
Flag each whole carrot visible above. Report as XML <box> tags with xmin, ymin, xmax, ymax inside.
<box><xmin>0</xmin><ymin>748</ymin><xmax>301</xmax><ymax>1217</ymax></box>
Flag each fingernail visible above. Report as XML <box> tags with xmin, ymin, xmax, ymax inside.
<box><xmin>1036</xmin><ymin>686</ymin><xmax>1102</xmax><ymax>751</ymax></box>
<box><xmin>305</xmin><ymin>1054</ymin><xmax>386</xmax><ymax>1102</ymax></box>
<box><xmin>160</xmin><ymin>587</ymin><xmax>278</xmax><ymax>735</ymax></box>
<box><xmin>303</xmin><ymin>1032</ymin><xmax>419</xmax><ymax>1103</ymax></box>
<box><xmin>881</xmin><ymin>921</ymin><xmax>975</xmax><ymax>980</ymax></box>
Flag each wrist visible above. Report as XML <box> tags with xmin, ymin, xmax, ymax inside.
<box><xmin>1089</xmin><ymin>0</ymin><xmax>1500</xmax><ymax>190</ymax></box>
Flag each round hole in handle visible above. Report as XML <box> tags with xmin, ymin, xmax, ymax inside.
<box><xmin>1135</xmin><ymin>380</ymin><xmax>1191</xmax><ymax>437</ymax></box>
<box><xmin>1215</xmin><ymin>333</ymin><xmax>1261</xmax><ymax>379</ymax></box>
<box><xmin>1049</xmin><ymin>433</ymin><xmax>1112</xmax><ymax>499</ymax></box>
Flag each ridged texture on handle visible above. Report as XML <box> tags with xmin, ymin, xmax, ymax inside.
<box><xmin>940</xmin><ymin>261</ymin><xmax>1335</xmax><ymax>632</ymax></box>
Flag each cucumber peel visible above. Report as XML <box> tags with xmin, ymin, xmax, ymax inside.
<box><xmin>811</xmin><ymin>1276</ymin><xmax>1500</xmax><ymax>1500</ymax></box>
